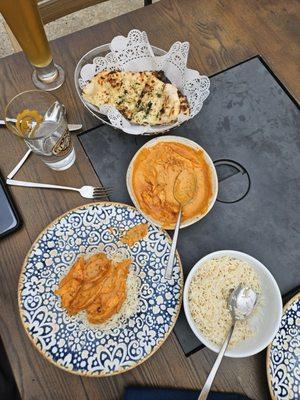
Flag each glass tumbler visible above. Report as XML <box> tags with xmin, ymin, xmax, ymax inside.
<box><xmin>5</xmin><ymin>90</ymin><xmax>76</xmax><ymax>171</ymax></box>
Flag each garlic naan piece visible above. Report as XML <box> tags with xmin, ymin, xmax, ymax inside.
<box><xmin>82</xmin><ymin>70</ymin><xmax>189</xmax><ymax>126</ymax></box>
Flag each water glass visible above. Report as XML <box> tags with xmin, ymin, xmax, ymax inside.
<box><xmin>5</xmin><ymin>90</ymin><xmax>76</xmax><ymax>171</ymax></box>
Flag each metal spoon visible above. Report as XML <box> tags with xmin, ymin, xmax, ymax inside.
<box><xmin>0</xmin><ymin>119</ymin><xmax>82</xmax><ymax>132</ymax></box>
<box><xmin>198</xmin><ymin>284</ymin><xmax>258</xmax><ymax>400</ymax></box>
<box><xmin>164</xmin><ymin>170</ymin><xmax>196</xmax><ymax>280</ymax></box>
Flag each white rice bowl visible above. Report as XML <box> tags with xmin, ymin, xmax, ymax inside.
<box><xmin>184</xmin><ymin>250</ymin><xmax>282</xmax><ymax>358</ymax></box>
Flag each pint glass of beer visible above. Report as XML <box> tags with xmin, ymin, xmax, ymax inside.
<box><xmin>0</xmin><ymin>0</ymin><xmax>65</xmax><ymax>91</ymax></box>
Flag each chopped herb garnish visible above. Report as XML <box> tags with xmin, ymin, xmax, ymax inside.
<box><xmin>144</xmin><ymin>101</ymin><xmax>153</xmax><ymax>116</ymax></box>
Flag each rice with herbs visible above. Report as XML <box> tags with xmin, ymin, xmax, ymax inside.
<box><xmin>188</xmin><ymin>256</ymin><xmax>261</xmax><ymax>347</ymax></box>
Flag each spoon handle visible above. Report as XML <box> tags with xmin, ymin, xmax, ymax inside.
<box><xmin>198</xmin><ymin>323</ymin><xmax>235</xmax><ymax>400</ymax></box>
<box><xmin>164</xmin><ymin>207</ymin><xmax>182</xmax><ymax>280</ymax></box>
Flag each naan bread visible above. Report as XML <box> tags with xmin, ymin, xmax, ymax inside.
<box><xmin>82</xmin><ymin>70</ymin><xmax>189</xmax><ymax>125</ymax></box>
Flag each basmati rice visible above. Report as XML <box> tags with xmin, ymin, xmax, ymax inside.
<box><xmin>188</xmin><ymin>256</ymin><xmax>261</xmax><ymax>347</ymax></box>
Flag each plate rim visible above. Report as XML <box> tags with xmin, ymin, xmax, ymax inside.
<box><xmin>126</xmin><ymin>135</ymin><xmax>219</xmax><ymax>230</ymax></box>
<box><xmin>266</xmin><ymin>290</ymin><xmax>300</xmax><ymax>400</ymax></box>
<box><xmin>18</xmin><ymin>201</ymin><xmax>184</xmax><ymax>377</ymax></box>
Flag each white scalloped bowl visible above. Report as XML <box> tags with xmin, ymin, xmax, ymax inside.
<box><xmin>126</xmin><ymin>135</ymin><xmax>218</xmax><ymax>230</ymax></box>
<box><xmin>184</xmin><ymin>250</ymin><xmax>283</xmax><ymax>358</ymax></box>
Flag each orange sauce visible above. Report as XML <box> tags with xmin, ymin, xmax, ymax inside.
<box><xmin>55</xmin><ymin>253</ymin><xmax>131</xmax><ymax>324</ymax></box>
<box><xmin>132</xmin><ymin>142</ymin><xmax>213</xmax><ymax>228</ymax></box>
<box><xmin>121</xmin><ymin>223</ymin><xmax>148</xmax><ymax>246</ymax></box>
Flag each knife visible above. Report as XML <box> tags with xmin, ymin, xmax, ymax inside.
<box><xmin>0</xmin><ymin>119</ymin><xmax>82</xmax><ymax>132</ymax></box>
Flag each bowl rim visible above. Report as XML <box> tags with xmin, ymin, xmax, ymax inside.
<box><xmin>183</xmin><ymin>249</ymin><xmax>283</xmax><ymax>358</ymax></box>
<box><xmin>126</xmin><ymin>135</ymin><xmax>219</xmax><ymax>230</ymax></box>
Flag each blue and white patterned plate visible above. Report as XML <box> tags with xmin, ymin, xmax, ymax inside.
<box><xmin>267</xmin><ymin>292</ymin><xmax>300</xmax><ymax>400</ymax></box>
<box><xmin>18</xmin><ymin>202</ymin><xmax>183</xmax><ymax>376</ymax></box>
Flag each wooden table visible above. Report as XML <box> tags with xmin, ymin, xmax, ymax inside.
<box><xmin>0</xmin><ymin>1</ymin><xmax>299</xmax><ymax>399</ymax></box>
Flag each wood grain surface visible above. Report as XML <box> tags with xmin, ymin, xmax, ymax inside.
<box><xmin>39</xmin><ymin>0</ymin><xmax>108</xmax><ymax>24</ymax></box>
<box><xmin>0</xmin><ymin>1</ymin><xmax>299</xmax><ymax>399</ymax></box>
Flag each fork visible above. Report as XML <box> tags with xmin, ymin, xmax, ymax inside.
<box><xmin>6</xmin><ymin>179</ymin><xmax>112</xmax><ymax>199</ymax></box>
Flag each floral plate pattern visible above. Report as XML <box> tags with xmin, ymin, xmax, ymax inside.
<box><xmin>18</xmin><ymin>202</ymin><xmax>183</xmax><ymax>376</ymax></box>
<box><xmin>267</xmin><ymin>292</ymin><xmax>300</xmax><ymax>399</ymax></box>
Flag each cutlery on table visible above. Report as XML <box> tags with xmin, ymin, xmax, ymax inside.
<box><xmin>5</xmin><ymin>122</ymin><xmax>82</xmax><ymax>178</ymax></box>
<box><xmin>164</xmin><ymin>170</ymin><xmax>197</xmax><ymax>280</ymax></box>
<box><xmin>6</xmin><ymin>179</ymin><xmax>112</xmax><ymax>200</ymax></box>
<box><xmin>198</xmin><ymin>285</ymin><xmax>258</xmax><ymax>400</ymax></box>
<box><xmin>7</xmin><ymin>149</ymin><xmax>32</xmax><ymax>179</ymax></box>
<box><xmin>0</xmin><ymin>119</ymin><xmax>82</xmax><ymax>132</ymax></box>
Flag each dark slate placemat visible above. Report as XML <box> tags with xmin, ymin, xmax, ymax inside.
<box><xmin>124</xmin><ymin>387</ymin><xmax>251</xmax><ymax>400</ymax></box>
<box><xmin>79</xmin><ymin>56</ymin><xmax>300</xmax><ymax>356</ymax></box>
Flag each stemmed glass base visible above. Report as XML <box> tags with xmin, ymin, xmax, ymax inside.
<box><xmin>32</xmin><ymin>61</ymin><xmax>65</xmax><ymax>91</ymax></box>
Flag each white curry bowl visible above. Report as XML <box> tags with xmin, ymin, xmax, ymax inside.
<box><xmin>126</xmin><ymin>135</ymin><xmax>218</xmax><ymax>230</ymax></box>
<box><xmin>184</xmin><ymin>250</ymin><xmax>282</xmax><ymax>358</ymax></box>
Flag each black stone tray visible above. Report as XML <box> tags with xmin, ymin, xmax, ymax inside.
<box><xmin>79</xmin><ymin>56</ymin><xmax>300</xmax><ymax>356</ymax></box>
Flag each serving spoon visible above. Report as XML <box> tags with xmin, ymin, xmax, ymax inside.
<box><xmin>198</xmin><ymin>284</ymin><xmax>258</xmax><ymax>400</ymax></box>
<box><xmin>0</xmin><ymin>119</ymin><xmax>82</xmax><ymax>132</ymax></box>
<box><xmin>164</xmin><ymin>170</ymin><xmax>196</xmax><ymax>280</ymax></box>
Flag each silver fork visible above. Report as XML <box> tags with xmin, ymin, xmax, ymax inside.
<box><xmin>6</xmin><ymin>179</ymin><xmax>112</xmax><ymax>199</ymax></box>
